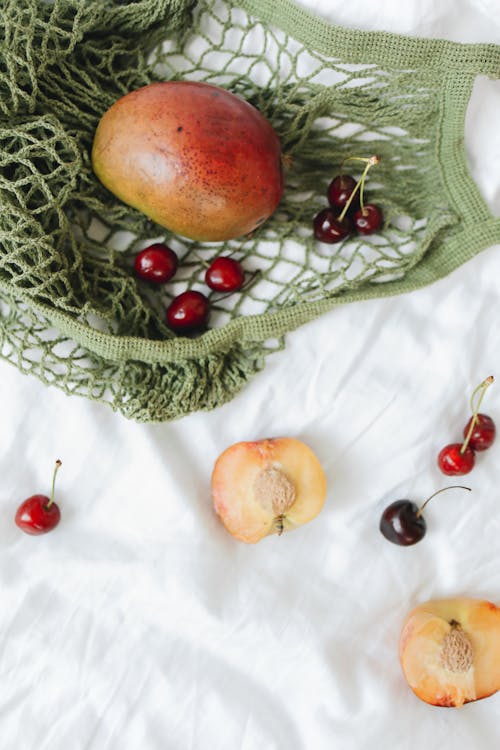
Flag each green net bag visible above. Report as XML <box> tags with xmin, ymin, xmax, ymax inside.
<box><xmin>1</xmin><ymin>0</ymin><xmax>500</xmax><ymax>422</ymax></box>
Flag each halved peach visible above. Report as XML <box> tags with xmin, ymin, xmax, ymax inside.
<box><xmin>211</xmin><ymin>437</ymin><xmax>327</xmax><ymax>543</ymax></box>
<box><xmin>399</xmin><ymin>597</ymin><xmax>500</xmax><ymax>707</ymax></box>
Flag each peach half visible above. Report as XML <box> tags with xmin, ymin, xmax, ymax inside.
<box><xmin>399</xmin><ymin>597</ymin><xmax>500</xmax><ymax>707</ymax></box>
<box><xmin>211</xmin><ymin>437</ymin><xmax>327</xmax><ymax>544</ymax></box>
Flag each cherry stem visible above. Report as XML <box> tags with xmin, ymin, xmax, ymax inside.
<box><xmin>460</xmin><ymin>375</ymin><xmax>494</xmax><ymax>455</ymax></box>
<box><xmin>45</xmin><ymin>460</ymin><xmax>62</xmax><ymax>509</ymax></box>
<box><xmin>338</xmin><ymin>155</ymin><xmax>380</xmax><ymax>221</ymax></box>
<box><xmin>415</xmin><ymin>485</ymin><xmax>471</xmax><ymax>519</ymax></box>
<box><xmin>340</xmin><ymin>155</ymin><xmax>376</xmax><ymax>172</ymax></box>
<box><xmin>192</xmin><ymin>251</ymin><xmax>210</xmax><ymax>268</ymax></box>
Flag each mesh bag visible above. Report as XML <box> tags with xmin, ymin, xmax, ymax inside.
<box><xmin>1</xmin><ymin>0</ymin><xmax>500</xmax><ymax>421</ymax></box>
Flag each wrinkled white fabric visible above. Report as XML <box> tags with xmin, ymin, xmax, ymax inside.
<box><xmin>1</xmin><ymin>1</ymin><xmax>500</xmax><ymax>748</ymax></box>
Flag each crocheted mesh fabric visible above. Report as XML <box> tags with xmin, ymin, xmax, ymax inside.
<box><xmin>1</xmin><ymin>0</ymin><xmax>499</xmax><ymax>421</ymax></box>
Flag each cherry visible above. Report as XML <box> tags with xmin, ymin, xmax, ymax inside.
<box><xmin>437</xmin><ymin>443</ymin><xmax>475</xmax><ymax>475</ymax></box>
<box><xmin>15</xmin><ymin>460</ymin><xmax>62</xmax><ymax>535</ymax></box>
<box><xmin>353</xmin><ymin>204</ymin><xmax>383</xmax><ymax>234</ymax></box>
<box><xmin>327</xmin><ymin>175</ymin><xmax>359</xmax><ymax>210</ymax></box>
<box><xmin>205</xmin><ymin>257</ymin><xmax>245</xmax><ymax>292</ymax></box>
<box><xmin>134</xmin><ymin>243</ymin><xmax>178</xmax><ymax>284</ymax></box>
<box><xmin>380</xmin><ymin>485</ymin><xmax>471</xmax><ymax>546</ymax></box>
<box><xmin>166</xmin><ymin>290</ymin><xmax>209</xmax><ymax>332</ymax></box>
<box><xmin>380</xmin><ymin>500</ymin><xmax>425</xmax><ymax>546</ymax></box>
<box><xmin>463</xmin><ymin>413</ymin><xmax>496</xmax><ymax>451</ymax></box>
<box><xmin>313</xmin><ymin>208</ymin><xmax>351</xmax><ymax>243</ymax></box>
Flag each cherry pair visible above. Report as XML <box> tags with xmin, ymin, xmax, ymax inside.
<box><xmin>134</xmin><ymin>244</ymin><xmax>249</xmax><ymax>333</ymax></box>
<box><xmin>15</xmin><ymin>460</ymin><xmax>62</xmax><ymax>535</ymax></box>
<box><xmin>313</xmin><ymin>155</ymin><xmax>383</xmax><ymax>244</ymax></box>
<box><xmin>165</xmin><ymin>255</ymin><xmax>248</xmax><ymax>334</ymax></box>
<box><xmin>438</xmin><ymin>376</ymin><xmax>495</xmax><ymax>476</ymax></box>
<box><xmin>134</xmin><ymin>244</ymin><xmax>244</xmax><ymax>292</ymax></box>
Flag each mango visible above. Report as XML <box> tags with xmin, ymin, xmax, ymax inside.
<box><xmin>91</xmin><ymin>81</ymin><xmax>284</xmax><ymax>241</ymax></box>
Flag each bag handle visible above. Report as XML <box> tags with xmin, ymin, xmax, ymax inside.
<box><xmin>240</xmin><ymin>0</ymin><xmax>500</xmax><ymax>77</ymax></box>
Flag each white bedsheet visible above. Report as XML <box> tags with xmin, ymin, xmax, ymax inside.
<box><xmin>1</xmin><ymin>1</ymin><xmax>500</xmax><ymax>748</ymax></box>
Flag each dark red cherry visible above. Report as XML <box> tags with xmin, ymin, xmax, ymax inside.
<box><xmin>437</xmin><ymin>443</ymin><xmax>475</xmax><ymax>475</ymax></box>
<box><xmin>205</xmin><ymin>257</ymin><xmax>245</xmax><ymax>292</ymax></box>
<box><xmin>313</xmin><ymin>208</ymin><xmax>351</xmax><ymax>243</ymax></box>
<box><xmin>380</xmin><ymin>486</ymin><xmax>471</xmax><ymax>546</ymax></box>
<box><xmin>134</xmin><ymin>243</ymin><xmax>178</xmax><ymax>283</ymax></box>
<box><xmin>463</xmin><ymin>413</ymin><xmax>496</xmax><ymax>451</ymax></box>
<box><xmin>327</xmin><ymin>175</ymin><xmax>358</xmax><ymax>210</ymax></box>
<box><xmin>379</xmin><ymin>500</ymin><xmax>426</xmax><ymax>546</ymax></box>
<box><xmin>15</xmin><ymin>460</ymin><xmax>62</xmax><ymax>535</ymax></box>
<box><xmin>166</xmin><ymin>290</ymin><xmax>209</xmax><ymax>332</ymax></box>
<box><xmin>353</xmin><ymin>204</ymin><xmax>383</xmax><ymax>234</ymax></box>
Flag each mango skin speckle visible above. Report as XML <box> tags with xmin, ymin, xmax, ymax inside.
<box><xmin>91</xmin><ymin>81</ymin><xmax>284</xmax><ymax>242</ymax></box>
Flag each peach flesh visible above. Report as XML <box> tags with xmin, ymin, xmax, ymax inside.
<box><xmin>91</xmin><ymin>81</ymin><xmax>284</xmax><ymax>242</ymax></box>
<box><xmin>211</xmin><ymin>438</ymin><xmax>327</xmax><ymax>544</ymax></box>
<box><xmin>399</xmin><ymin>598</ymin><xmax>500</xmax><ymax>707</ymax></box>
